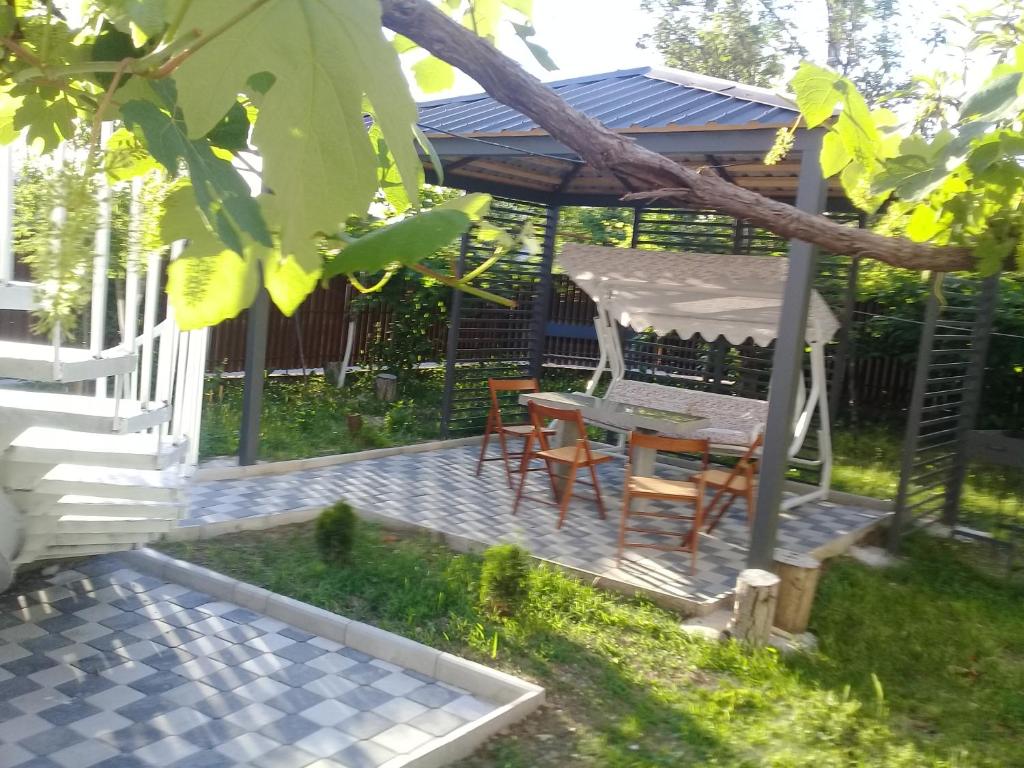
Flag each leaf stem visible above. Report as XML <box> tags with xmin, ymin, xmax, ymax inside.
<box><xmin>164</xmin><ymin>0</ymin><xmax>195</xmax><ymax>43</ymax></box>
<box><xmin>409</xmin><ymin>263</ymin><xmax>515</xmax><ymax>307</ymax></box>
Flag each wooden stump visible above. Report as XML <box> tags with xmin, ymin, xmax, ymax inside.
<box><xmin>728</xmin><ymin>568</ymin><xmax>780</xmax><ymax>646</ymax></box>
<box><xmin>346</xmin><ymin>414</ymin><xmax>363</xmax><ymax>435</ymax></box>
<box><xmin>374</xmin><ymin>373</ymin><xmax>398</xmax><ymax>402</ymax></box>
<box><xmin>773</xmin><ymin>549</ymin><xmax>821</xmax><ymax>634</ymax></box>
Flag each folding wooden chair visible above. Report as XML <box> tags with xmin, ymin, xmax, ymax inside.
<box><xmin>694</xmin><ymin>434</ymin><xmax>764</xmax><ymax>534</ymax></box>
<box><xmin>475</xmin><ymin>378</ymin><xmax>554</xmax><ymax>488</ymax></box>
<box><xmin>512</xmin><ymin>401</ymin><xmax>613</xmax><ymax>528</ymax></box>
<box><xmin>619</xmin><ymin>432</ymin><xmax>710</xmax><ymax>573</ymax></box>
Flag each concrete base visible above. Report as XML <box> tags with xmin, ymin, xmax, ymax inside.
<box><xmin>849</xmin><ymin>545</ymin><xmax>899</xmax><ymax>569</ymax></box>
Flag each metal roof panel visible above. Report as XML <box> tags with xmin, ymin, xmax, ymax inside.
<box><xmin>417</xmin><ymin>67</ymin><xmax>799</xmax><ymax>136</ymax></box>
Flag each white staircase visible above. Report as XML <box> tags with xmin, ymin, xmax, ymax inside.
<box><xmin>0</xmin><ymin>356</ymin><xmax>190</xmax><ymax>578</ymax></box>
<box><xmin>0</xmin><ymin>132</ymin><xmax>208</xmax><ymax>592</ymax></box>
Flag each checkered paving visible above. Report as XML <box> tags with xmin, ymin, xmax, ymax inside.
<box><xmin>0</xmin><ymin>555</ymin><xmax>498</xmax><ymax>768</ymax></box>
<box><xmin>188</xmin><ymin>446</ymin><xmax>887</xmax><ymax>608</ymax></box>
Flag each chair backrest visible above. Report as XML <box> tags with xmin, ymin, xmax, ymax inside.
<box><xmin>737</xmin><ymin>434</ymin><xmax>764</xmax><ymax>473</ymax></box>
<box><xmin>627</xmin><ymin>431</ymin><xmax>710</xmax><ymax>474</ymax></box>
<box><xmin>526</xmin><ymin>400</ymin><xmax>590</xmax><ymax>457</ymax></box>
<box><xmin>487</xmin><ymin>378</ymin><xmax>540</xmax><ymax>429</ymax></box>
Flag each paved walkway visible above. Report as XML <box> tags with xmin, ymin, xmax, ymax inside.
<box><xmin>0</xmin><ymin>555</ymin><xmax>498</xmax><ymax>768</ymax></box>
<box><xmin>188</xmin><ymin>446</ymin><xmax>887</xmax><ymax>611</ymax></box>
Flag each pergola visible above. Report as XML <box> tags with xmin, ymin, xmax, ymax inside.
<box><xmin>236</xmin><ymin>66</ymin><xmax>1002</xmax><ymax>566</ymax></box>
<box><xmin>420</xmin><ymin>66</ymin><xmax>840</xmax><ymax>569</ymax></box>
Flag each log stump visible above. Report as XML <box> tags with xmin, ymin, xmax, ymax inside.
<box><xmin>728</xmin><ymin>568</ymin><xmax>780</xmax><ymax>646</ymax></box>
<box><xmin>374</xmin><ymin>373</ymin><xmax>398</xmax><ymax>402</ymax></box>
<box><xmin>773</xmin><ymin>549</ymin><xmax>821</xmax><ymax>634</ymax></box>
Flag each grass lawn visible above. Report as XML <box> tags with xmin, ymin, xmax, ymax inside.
<box><xmin>160</xmin><ymin>526</ymin><xmax>1024</xmax><ymax>767</ymax></box>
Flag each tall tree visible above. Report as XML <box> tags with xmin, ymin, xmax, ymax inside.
<box><xmin>638</xmin><ymin>0</ymin><xmax>800</xmax><ymax>87</ymax></box>
<box><xmin>639</xmin><ymin>0</ymin><xmax>908</xmax><ymax>102</ymax></box>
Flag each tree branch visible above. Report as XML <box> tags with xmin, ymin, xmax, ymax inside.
<box><xmin>379</xmin><ymin>0</ymin><xmax>974</xmax><ymax>272</ymax></box>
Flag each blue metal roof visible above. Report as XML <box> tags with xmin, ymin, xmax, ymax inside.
<box><xmin>417</xmin><ymin>67</ymin><xmax>800</xmax><ymax>136</ymax></box>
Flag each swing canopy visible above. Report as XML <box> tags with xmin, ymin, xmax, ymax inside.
<box><xmin>558</xmin><ymin>244</ymin><xmax>840</xmax><ymax>347</ymax></box>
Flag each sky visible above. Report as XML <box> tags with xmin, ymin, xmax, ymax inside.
<box><xmin>415</xmin><ymin>0</ymin><xmax>977</xmax><ymax>101</ymax></box>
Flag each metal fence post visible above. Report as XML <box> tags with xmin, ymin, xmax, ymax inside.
<box><xmin>238</xmin><ymin>275</ymin><xmax>269</xmax><ymax>466</ymax></box>
<box><xmin>440</xmin><ymin>234</ymin><xmax>469</xmax><ymax>438</ymax></box>
<box><xmin>943</xmin><ymin>274</ymin><xmax>1001</xmax><ymax>526</ymax></box>
<box><xmin>748</xmin><ymin>131</ymin><xmax>827</xmax><ymax>570</ymax></box>
<box><xmin>530</xmin><ymin>204</ymin><xmax>560</xmax><ymax>380</ymax></box>
<box><xmin>889</xmin><ymin>273</ymin><xmax>944</xmax><ymax>552</ymax></box>
<box><xmin>829</xmin><ymin>255</ymin><xmax>860</xmax><ymax>420</ymax></box>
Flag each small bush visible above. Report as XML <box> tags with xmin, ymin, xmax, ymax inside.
<box><xmin>315</xmin><ymin>502</ymin><xmax>357</xmax><ymax>563</ymax></box>
<box><xmin>479</xmin><ymin>544</ymin><xmax>531</xmax><ymax>616</ymax></box>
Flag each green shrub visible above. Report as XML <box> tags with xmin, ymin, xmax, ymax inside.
<box><xmin>479</xmin><ymin>544</ymin><xmax>531</xmax><ymax>616</ymax></box>
<box><xmin>315</xmin><ymin>502</ymin><xmax>357</xmax><ymax>563</ymax></box>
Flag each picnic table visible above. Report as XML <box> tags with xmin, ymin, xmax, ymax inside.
<box><xmin>519</xmin><ymin>391</ymin><xmax>709</xmax><ymax>493</ymax></box>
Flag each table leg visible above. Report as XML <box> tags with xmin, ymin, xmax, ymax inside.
<box><xmin>550</xmin><ymin>418</ymin><xmax>581</xmax><ymax>498</ymax></box>
<box><xmin>631</xmin><ymin>445</ymin><xmax>656</xmax><ymax>512</ymax></box>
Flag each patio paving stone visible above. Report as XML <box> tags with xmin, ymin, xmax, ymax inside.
<box><xmin>0</xmin><ymin>554</ymin><xmax>503</xmax><ymax>767</ymax></box>
<box><xmin>188</xmin><ymin>444</ymin><xmax>888</xmax><ymax>610</ymax></box>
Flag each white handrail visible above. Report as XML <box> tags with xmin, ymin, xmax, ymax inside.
<box><xmin>91</xmin><ymin>123</ymin><xmax>113</xmax><ymax>398</ymax></box>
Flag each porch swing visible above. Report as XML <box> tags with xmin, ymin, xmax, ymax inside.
<box><xmin>558</xmin><ymin>243</ymin><xmax>841</xmax><ymax>510</ymax></box>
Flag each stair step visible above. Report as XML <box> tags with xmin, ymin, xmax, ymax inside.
<box><xmin>7</xmin><ymin>428</ymin><xmax>187</xmax><ymax>470</ymax></box>
<box><xmin>27</xmin><ymin>543</ymin><xmax>137</xmax><ymax>562</ymax></box>
<box><xmin>41</xmin><ymin>496</ymin><xmax>182</xmax><ymax>520</ymax></box>
<box><xmin>33</xmin><ymin>466</ymin><xmax>183</xmax><ymax>503</ymax></box>
<box><xmin>54</xmin><ymin>515</ymin><xmax>177</xmax><ymax>533</ymax></box>
<box><xmin>0</xmin><ymin>390</ymin><xmax>170</xmax><ymax>435</ymax></box>
<box><xmin>0</xmin><ymin>340</ymin><xmax>136</xmax><ymax>383</ymax></box>
<box><xmin>0</xmin><ymin>281</ymin><xmax>36</xmax><ymax>312</ymax></box>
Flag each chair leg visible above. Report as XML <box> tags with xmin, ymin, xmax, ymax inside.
<box><xmin>511</xmin><ymin>435</ymin><xmax>534</xmax><ymax>516</ymax></box>
<box><xmin>475</xmin><ymin>412</ymin><xmax>493</xmax><ymax>477</ymax></box>
<box><xmin>587</xmin><ymin>461</ymin><xmax>607</xmax><ymax>519</ymax></box>
<box><xmin>497</xmin><ymin>429</ymin><xmax>513</xmax><ymax>488</ymax></box>
<box><xmin>556</xmin><ymin>465</ymin><xmax>578</xmax><ymax>529</ymax></box>
<box><xmin>544</xmin><ymin>457</ymin><xmax>560</xmax><ymax>501</ymax></box>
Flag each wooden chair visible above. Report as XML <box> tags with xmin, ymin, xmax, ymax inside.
<box><xmin>512</xmin><ymin>401</ymin><xmax>613</xmax><ymax>528</ymax></box>
<box><xmin>475</xmin><ymin>378</ymin><xmax>554</xmax><ymax>488</ymax></box>
<box><xmin>695</xmin><ymin>434</ymin><xmax>764</xmax><ymax>534</ymax></box>
<box><xmin>619</xmin><ymin>432</ymin><xmax>710</xmax><ymax>573</ymax></box>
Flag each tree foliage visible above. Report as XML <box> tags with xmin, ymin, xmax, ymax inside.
<box><xmin>786</xmin><ymin>1</ymin><xmax>1024</xmax><ymax>274</ymax></box>
<box><xmin>639</xmin><ymin>0</ymin><xmax>910</xmax><ymax>101</ymax></box>
<box><xmin>0</xmin><ymin>0</ymin><xmax>542</xmax><ymax>330</ymax></box>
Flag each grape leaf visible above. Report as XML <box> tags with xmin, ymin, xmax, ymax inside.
<box><xmin>323</xmin><ymin>193</ymin><xmax>492</xmax><ymax>278</ymax></box>
<box><xmin>960</xmin><ymin>72</ymin><xmax>1022</xmax><ymax>119</ymax></box>
<box><xmin>121</xmin><ymin>81</ymin><xmax>270</xmax><ymax>255</ymax></box>
<box><xmin>413</xmin><ymin>56</ymin><xmax>456</xmax><ymax>94</ymax></box>
<box><xmin>173</xmin><ymin>0</ymin><xmax>422</xmax><ymax>260</ymax></box>
<box><xmin>790</xmin><ymin>62</ymin><xmax>842</xmax><ymax>128</ymax></box>
<box><xmin>820</xmin><ymin>131</ymin><xmax>849</xmax><ymax>178</ymax></box>
<box><xmin>167</xmin><ymin>249</ymin><xmax>259</xmax><ymax>330</ymax></box>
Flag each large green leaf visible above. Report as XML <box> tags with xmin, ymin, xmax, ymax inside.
<box><xmin>167</xmin><ymin>249</ymin><xmax>258</xmax><ymax>330</ymax></box>
<box><xmin>960</xmin><ymin>72</ymin><xmax>1022</xmax><ymax>119</ymax></box>
<box><xmin>173</xmin><ymin>0</ymin><xmax>421</xmax><ymax>259</ymax></box>
<box><xmin>790</xmin><ymin>62</ymin><xmax>842</xmax><ymax>128</ymax></box>
<box><xmin>819</xmin><ymin>131</ymin><xmax>849</xmax><ymax>178</ymax></box>
<box><xmin>323</xmin><ymin>193</ymin><xmax>492</xmax><ymax>279</ymax></box>
<box><xmin>121</xmin><ymin>81</ymin><xmax>269</xmax><ymax>254</ymax></box>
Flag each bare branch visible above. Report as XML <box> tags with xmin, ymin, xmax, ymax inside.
<box><xmin>379</xmin><ymin>0</ymin><xmax>974</xmax><ymax>273</ymax></box>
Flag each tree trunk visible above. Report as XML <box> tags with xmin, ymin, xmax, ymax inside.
<box><xmin>729</xmin><ymin>568</ymin><xmax>780</xmax><ymax>646</ymax></box>
<box><xmin>773</xmin><ymin>549</ymin><xmax>821</xmax><ymax>634</ymax></box>
<box><xmin>380</xmin><ymin>0</ymin><xmax>974</xmax><ymax>273</ymax></box>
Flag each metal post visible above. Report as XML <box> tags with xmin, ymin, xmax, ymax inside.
<box><xmin>238</xmin><ymin>275</ymin><xmax>269</xmax><ymax>466</ymax></box>
<box><xmin>943</xmin><ymin>274</ymin><xmax>1001</xmax><ymax>526</ymax></box>
<box><xmin>629</xmin><ymin>207</ymin><xmax>642</xmax><ymax>249</ymax></box>
<box><xmin>748</xmin><ymin>132</ymin><xmax>827</xmax><ymax>570</ymax></box>
<box><xmin>889</xmin><ymin>273</ymin><xmax>944</xmax><ymax>552</ymax></box>
<box><xmin>529</xmin><ymin>204</ymin><xmax>559</xmax><ymax>380</ymax></box>
<box><xmin>828</xmin><ymin>255</ymin><xmax>860</xmax><ymax>420</ymax></box>
<box><xmin>439</xmin><ymin>234</ymin><xmax>469</xmax><ymax>438</ymax></box>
